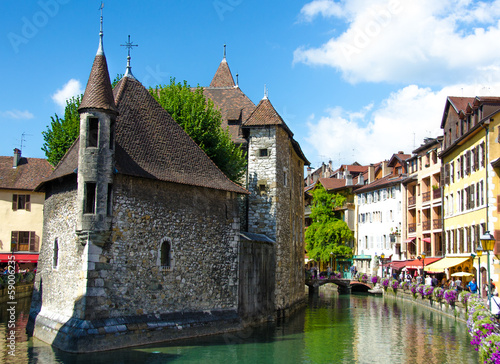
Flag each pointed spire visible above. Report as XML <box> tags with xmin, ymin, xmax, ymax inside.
<box><xmin>121</xmin><ymin>35</ymin><xmax>138</xmax><ymax>79</ymax></box>
<box><xmin>236</xmin><ymin>73</ymin><xmax>239</xmax><ymax>87</ymax></box>
<box><xmin>97</xmin><ymin>2</ymin><xmax>104</xmax><ymax>55</ymax></box>
<box><xmin>209</xmin><ymin>44</ymin><xmax>235</xmax><ymax>88</ymax></box>
<box><xmin>263</xmin><ymin>84</ymin><xmax>268</xmax><ymax>100</ymax></box>
<box><xmin>78</xmin><ymin>4</ymin><xmax>117</xmax><ymax>113</ymax></box>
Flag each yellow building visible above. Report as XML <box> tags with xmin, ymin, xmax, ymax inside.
<box><xmin>0</xmin><ymin>149</ymin><xmax>52</xmax><ymax>268</ymax></box>
<box><xmin>439</xmin><ymin>97</ymin><xmax>500</xmax><ymax>291</ymax></box>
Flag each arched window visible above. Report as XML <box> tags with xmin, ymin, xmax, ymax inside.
<box><xmin>160</xmin><ymin>241</ymin><xmax>171</xmax><ymax>268</ymax></box>
<box><xmin>53</xmin><ymin>238</ymin><xmax>59</xmax><ymax>269</ymax></box>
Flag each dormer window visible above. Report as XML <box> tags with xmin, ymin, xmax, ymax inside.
<box><xmin>88</xmin><ymin>118</ymin><xmax>99</xmax><ymax>148</ymax></box>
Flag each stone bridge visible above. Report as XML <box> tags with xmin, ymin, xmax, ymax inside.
<box><xmin>305</xmin><ymin>278</ymin><xmax>372</xmax><ymax>294</ymax></box>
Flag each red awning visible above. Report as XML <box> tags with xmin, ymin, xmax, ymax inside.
<box><xmin>386</xmin><ymin>260</ymin><xmax>411</xmax><ymax>270</ymax></box>
<box><xmin>0</xmin><ymin>253</ymin><xmax>39</xmax><ymax>263</ymax></box>
<box><xmin>405</xmin><ymin>257</ymin><xmax>442</xmax><ymax>269</ymax></box>
<box><xmin>423</xmin><ymin>238</ymin><xmax>431</xmax><ymax>243</ymax></box>
<box><xmin>404</xmin><ymin>237</ymin><xmax>416</xmax><ymax>244</ymax></box>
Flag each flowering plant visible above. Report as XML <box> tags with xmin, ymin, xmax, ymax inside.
<box><xmin>433</xmin><ymin>287</ymin><xmax>444</xmax><ymax>301</ymax></box>
<box><xmin>391</xmin><ymin>279</ymin><xmax>399</xmax><ymax>290</ymax></box>
<box><xmin>410</xmin><ymin>283</ymin><xmax>418</xmax><ymax>295</ymax></box>
<box><xmin>371</xmin><ymin>276</ymin><xmax>380</xmax><ymax>284</ymax></box>
<box><xmin>401</xmin><ymin>281</ymin><xmax>409</xmax><ymax>291</ymax></box>
<box><xmin>417</xmin><ymin>284</ymin><xmax>426</xmax><ymax>297</ymax></box>
<box><xmin>459</xmin><ymin>291</ymin><xmax>472</xmax><ymax>305</ymax></box>
<box><xmin>423</xmin><ymin>285</ymin><xmax>434</xmax><ymax>297</ymax></box>
<box><xmin>479</xmin><ymin>333</ymin><xmax>500</xmax><ymax>363</ymax></box>
<box><xmin>360</xmin><ymin>273</ymin><xmax>368</xmax><ymax>283</ymax></box>
<box><xmin>381</xmin><ymin>277</ymin><xmax>390</xmax><ymax>288</ymax></box>
<box><xmin>444</xmin><ymin>289</ymin><xmax>458</xmax><ymax>305</ymax></box>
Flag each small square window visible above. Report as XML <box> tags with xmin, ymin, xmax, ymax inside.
<box><xmin>259</xmin><ymin>149</ymin><xmax>268</xmax><ymax>157</ymax></box>
<box><xmin>259</xmin><ymin>184</ymin><xmax>266</xmax><ymax>195</ymax></box>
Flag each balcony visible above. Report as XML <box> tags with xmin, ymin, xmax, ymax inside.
<box><xmin>433</xmin><ymin>219</ymin><xmax>442</xmax><ymax>229</ymax></box>
<box><xmin>422</xmin><ymin>191</ymin><xmax>431</xmax><ymax>203</ymax></box>
<box><xmin>422</xmin><ymin>220</ymin><xmax>431</xmax><ymax>230</ymax></box>
<box><xmin>408</xmin><ymin>223</ymin><xmax>416</xmax><ymax>233</ymax></box>
<box><xmin>433</xmin><ymin>189</ymin><xmax>441</xmax><ymax>199</ymax></box>
<box><xmin>408</xmin><ymin>196</ymin><xmax>416</xmax><ymax>206</ymax></box>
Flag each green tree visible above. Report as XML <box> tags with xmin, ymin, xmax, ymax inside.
<box><xmin>305</xmin><ymin>182</ymin><xmax>353</xmax><ymax>263</ymax></box>
<box><xmin>41</xmin><ymin>95</ymin><xmax>82</xmax><ymax>166</ymax></box>
<box><xmin>150</xmin><ymin>78</ymin><xmax>247</xmax><ymax>183</ymax></box>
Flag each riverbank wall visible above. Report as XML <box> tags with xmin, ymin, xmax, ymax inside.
<box><xmin>0</xmin><ymin>283</ymin><xmax>33</xmax><ymax>304</ymax></box>
<box><xmin>382</xmin><ymin>288</ymin><xmax>468</xmax><ymax>323</ymax></box>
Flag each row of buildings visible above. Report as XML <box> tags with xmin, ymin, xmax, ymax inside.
<box><xmin>305</xmin><ymin>96</ymin><xmax>500</xmax><ymax>288</ymax></box>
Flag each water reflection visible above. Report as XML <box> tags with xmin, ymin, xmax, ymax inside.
<box><xmin>0</xmin><ymin>289</ymin><xmax>478</xmax><ymax>363</ymax></box>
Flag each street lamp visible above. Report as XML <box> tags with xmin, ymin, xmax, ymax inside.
<box><xmin>480</xmin><ymin>231</ymin><xmax>495</xmax><ymax>307</ymax></box>
<box><xmin>474</xmin><ymin>247</ymin><xmax>482</xmax><ymax>297</ymax></box>
<box><xmin>381</xmin><ymin>253</ymin><xmax>385</xmax><ymax>278</ymax></box>
<box><xmin>421</xmin><ymin>253</ymin><xmax>426</xmax><ymax>279</ymax></box>
<box><xmin>330</xmin><ymin>252</ymin><xmax>333</xmax><ymax>273</ymax></box>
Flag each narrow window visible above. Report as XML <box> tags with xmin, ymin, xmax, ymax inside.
<box><xmin>283</xmin><ymin>171</ymin><xmax>288</xmax><ymax>186</ymax></box>
<box><xmin>53</xmin><ymin>238</ymin><xmax>59</xmax><ymax>269</ymax></box>
<box><xmin>161</xmin><ymin>241</ymin><xmax>171</xmax><ymax>268</ymax></box>
<box><xmin>84</xmin><ymin>182</ymin><xmax>97</xmax><ymax>214</ymax></box>
<box><xmin>109</xmin><ymin>119</ymin><xmax>115</xmax><ymax>150</ymax></box>
<box><xmin>259</xmin><ymin>184</ymin><xmax>266</xmax><ymax>195</ymax></box>
<box><xmin>259</xmin><ymin>149</ymin><xmax>268</xmax><ymax>157</ymax></box>
<box><xmin>107</xmin><ymin>184</ymin><xmax>113</xmax><ymax>216</ymax></box>
<box><xmin>88</xmin><ymin>118</ymin><xmax>99</xmax><ymax>148</ymax></box>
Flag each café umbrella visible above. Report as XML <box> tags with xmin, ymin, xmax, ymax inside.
<box><xmin>451</xmin><ymin>272</ymin><xmax>473</xmax><ymax>277</ymax></box>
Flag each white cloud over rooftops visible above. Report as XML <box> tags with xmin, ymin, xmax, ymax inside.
<box><xmin>51</xmin><ymin>79</ymin><xmax>83</xmax><ymax>112</ymax></box>
<box><xmin>0</xmin><ymin>110</ymin><xmax>34</xmax><ymax>120</ymax></box>
<box><xmin>295</xmin><ymin>0</ymin><xmax>500</xmax><ymax>85</ymax></box>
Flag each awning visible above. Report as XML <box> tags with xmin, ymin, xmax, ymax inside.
<box><xmin>404</xmin><ymin>237</ymin><xmax>416</xmax><ymax>243</ymax></box>
<box><xmin>423</xmin><ymin>238</ymin><xmax>431</xmax><ymax>243</ymax></box>
<box><xmin>385</xmin><ymin>260</ymin><xmax>411</xmax><ymax>270</ymax></box>
<box><xmin>0</xmin><ymin>253</ymin><xmax>39</xmax><ymax>263</ymax></box>
<box><xmin>423</xmin><ymin>257</ymin><xmax>470</xmax><ymax>273</ymax></box>
<box><xmin>405</xmin><ymin>257</ymin><xmax>442</xmax><ymax>269</ymax></box>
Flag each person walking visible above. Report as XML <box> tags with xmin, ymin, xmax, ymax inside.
<box><xmin>491</xmin><ymin>291</ymin><xmax>500</xmax><ymax>319</ymax></box>
<box><xmin>467</xmin><ymin>278</ymin><xmax>478</xmax><ymax>294</ymax></box>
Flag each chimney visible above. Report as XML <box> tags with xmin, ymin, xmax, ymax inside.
<box><xmin>368</xmin><ymin>164</ymin><xmax>375</xmax><ymax>184</ymax></box>
<box><xmin>13</xmin><ymin>148</ymin><xmax>21</xmax><ymax>168</ymax></box>
<box><xmin>382</xmin><ymin>161</ymin><xmax>390</xmax><ymax>177</ymax></box>
<box><xmin>358</xmin><ymin>174</ymin><xmax>365</xmax><ymax>185</ymax></box>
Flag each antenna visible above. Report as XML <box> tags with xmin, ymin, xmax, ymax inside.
<box><xmin>236</xmin><ymin>72</ymin><xmax>239</xmax><ymax>87</ymax></box>
<box><xmin>20</xmin><ymin>132</ymin><xmax>32</xmax><ymax>152</ymax></box>
<box><xmin>223</xmin><ymin>44</ymin><xmax>226</xmax><ymax>59</ymax></box>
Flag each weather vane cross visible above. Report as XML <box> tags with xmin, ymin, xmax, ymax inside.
<box><xmin>121</xmin><ymin>35</ymin><xmax>138</xmax><ymax>58</ymax></box>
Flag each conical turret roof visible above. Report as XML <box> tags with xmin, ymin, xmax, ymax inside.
<box><xmin>79</xmin><ymin>53</ymin><xmax>118</xmax><ymax>113</ymax></box>
<box><xmin>209</xmin><ymin>58</ymin><xmax>236</xmax><ymax>88</ymax></box>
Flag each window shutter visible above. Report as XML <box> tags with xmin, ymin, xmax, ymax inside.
<box><xmin>25</xmin><ymin>195</ymin><xmax>31</xmax><ymax>211</ymax></box>
<box><xmin>497</xmin><ymin>195</ymin><xmax>500</xmax><ymax>213</ymax></box>
<box><xmin>494</xmin><ymin>230</ymin><xmax>500</xmax><ymax>257</ymax></box>
<box><xmin>482</xmin><ymin>142</ymin><xmax>486</xmax><ymax>167</ymax></box>
<box><xmin>12</xmin><ymin>194</ymin><xmax>17</xmax><ymax>211</ymax></box>
<box><xmin>11</xmin><ymin>231</ymin><xmax>18</xmax><ymax>251</ymax></box>
<box><xmin>29</xmin><ymin>231</ymin><xmax>36</xmax><ymax>251</ymax></box>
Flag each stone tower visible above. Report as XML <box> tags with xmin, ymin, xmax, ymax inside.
<box><xmin>76</xmin><ymin>15</ymin><xmax>117</xmax><ymax>246</ymax></box>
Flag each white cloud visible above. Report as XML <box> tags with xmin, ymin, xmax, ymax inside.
<box><xmin>294</xmin><ymin>0</ymin><xmax>500</xmax><ymax>85</ymax></box>
<box><xmin>0</xmin><ymin>110</ymin><xmax>34</xmax><ymax>120</ymax></box>
<box><xmin>51</xmin><ymin>79</ymin><xmax>83</xmax><ymax>111</ymax></box>
<box><xmin>305</xmin><ymin>81</ymin><xmax>500</xmax><ymax>167</ymax></box>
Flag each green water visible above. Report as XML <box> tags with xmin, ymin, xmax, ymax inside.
<box><xmin>0</xmin><ymin>290</ymin><xmax>479</xmax><ymax>363</ymax></box>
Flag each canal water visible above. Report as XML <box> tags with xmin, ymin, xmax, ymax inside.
<box><xmin>0</xmin><ymin>289</ymin><xmax>479</xmax><ymax>363</ymax></box>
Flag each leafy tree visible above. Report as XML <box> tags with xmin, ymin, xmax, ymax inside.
<box><xmin>150</xmin><ymin>78</ymin><xmax>247</xmax><ymax>183</ymax></box>
<box><xmin>112</xmin><ymin>74</ymin><xmax>123</xmax><ymax>88</ymax></box>
<box><xmin>41</xmin><ymin>95</ymin><xmax>82</xmax><ymax>166</ymax></box>
<box><xmin>305</xmin><ymin>182</ymin><xmax>353</xmax><ymax>263</ymax></box>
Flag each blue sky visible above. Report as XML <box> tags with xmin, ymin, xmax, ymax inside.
<box><xmin>2</xmin><ymin>1</ymin><xmax>500</xmax><ymax>170</ymax></box>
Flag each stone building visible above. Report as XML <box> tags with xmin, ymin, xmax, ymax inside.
<box><xmin>31</xmin><ymin>28</ymin><xmax>250</xmax><ymax>352</ymax></box>
<box><xmin>203</xmin><ymin>50</ymin><xmax>310</xmax><ymax>315</ymax></box>
<box><xmin>30</xmin><ymin>28</ymin><xmax>309</xmax><ymax>351</ymax></box>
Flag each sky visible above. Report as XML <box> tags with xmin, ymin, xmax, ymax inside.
<box><xmin>2</xmin><ymin>0</ymin><xmax>500</xmax><ymax>172</ymax></box>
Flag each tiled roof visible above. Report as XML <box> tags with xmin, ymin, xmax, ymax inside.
<box><xmin>244</xmin><ymin>97</ymin><xmax>292</xmax><ymax>135</ymax></box>
<box><xmin>447</xmin><ymin>96</ymin><xmax>474</xmax><ymax>114</ymax></box>
<box><xmin>111</xmin><ymin>76</ymin><xmax>248</xmax><ymax>194</ymax></box>
<box><xmin>354</xmin><ymin>174</ymin><xmax>405</xmax><ymax>194</ymax></box>
<box><xmin>209</xmin><ymin>59</ymin><xmax>235</xmax><ymax>88</ymax></box>
<box><xmin>0</xmin><ymin>155</ymin><xmax>53</xmax><ymax>190</ymax></box>
<box><xmin>318</xmin><ymin>177</ymin><xmax>346</xmax><ymax>190</ymax></box>
<box><xmin>42</xmin><ymin>75</ymin><xmax>248</xmax><ymax>195</ymax></box>
<box><xmin>79</xmin><ymin>54</ymin><xmax>118</xmax><ymax>114</ymax></box>
<box><xmin>202</xmin><ymin>87</ymin><xmax>255</xmax><ymax>145</ymax></box>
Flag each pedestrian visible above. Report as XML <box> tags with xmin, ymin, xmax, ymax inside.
<box><xmin>425</xmin><ymin>275</ymin><xmax>432</xmax><ymax>286</ymax></box>
<box><xmin>416</xmin><ymin>275</ymin><xmax>422</xmax><ymax>285</ymax></box>
<box><xmin>467</xmin><ymin>278</ymin><xmax>478</xmax><ymax>294</ymax></box>
<box><xmin>455</xmin><ymin>278</ymin><xmax>462</xmax><ymax>291</ymax></box>
<box><xmin>491</xmin><ymin>291</ymin><xmax>500</xmax><ymax>319</ymax></box>
<box><xmin>431</xmin><ymin>275</ymin><xmax>438</xmax><ymax>287</ymax></box>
